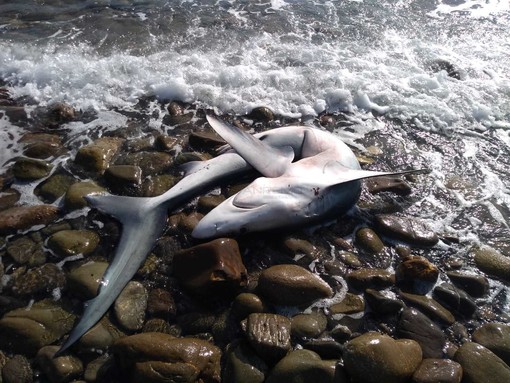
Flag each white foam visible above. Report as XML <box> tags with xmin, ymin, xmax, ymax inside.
<box><xmin>0</xmin><ymin>113</ymin><xmax>23</xmax><ymax>171</ymax></box>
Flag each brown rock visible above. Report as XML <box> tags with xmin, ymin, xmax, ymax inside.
<box><xmin>20</xmin><ymin>133</ymin><xmax>63</xmax><ymax>159</ymax></box>
<box><xmin>36</xmin><ymin>345</ymin><xmax>83</xmax><ymax>383</ymax></box>
<box><xmin>247</xmin><ymin>107</ymin><xmax>275</xmax><ymax>122</ymax></box>
<box><xmin>0</xmin><ymin>205</ymin><xmax>59</xmax><ymax>234</ymax></box>
<box><xmin>115</xmin><ymin>151</ymin><xmax>172</xmax><ymax>176</ymax></box>
<box><xmin>399</xmin><ymin>291</ymin><xmax>455</xmax><ymax>325</ymax></box>
<box><xmin>0</xmin><ymin>188</ymin><xmax>20</xmax><ymax>210</ymax></box>
<box><xmin>472</xmin><ymin>323</ymin><xmax>510</xmax><ymax>365</ymax></box>
<box><xmin>257</xmin><ymin>264</ymin><xmax>333</xmax><ymax>306</ymax></box>
<box><xmin>75</xmin><ymin>137</ymin><xmax>124</xmax><ymax>173</ymax></box>
<box><xmin>396</xmin><ymin>256</ymin><xmax>439</xmax><ymax>293</ymax></box>
<box><xmin>365</xmin><ymin>176</ymin><xmax>412</xmax><ymax>196</ymax></box>
<box><xmin>245</xmin><ymin>313</ymin><xmax>291</xmax><ymax>363</ymax></box>
<box><xmin>412</xmin><ymin>359</ymin><xmax>462</xmax><ymax>383</ymax></box>
<box><xmin>146</xmin><ymin>288</ymin><xmax>176</xmax><ymax>318</ymax></box>
<box><xmin>173</xmin><ymin>238</ymin><xmax>247</xmax><ymax>295</ymax></box>
<box><xmin>78</xmin><ymin>316</ymin><xmax>126</xmax><ymax>352</ymax></box>
<box><xmin>355</xmin><ymin>227</ymin><xmax>385</xmax><ymax>254</ymax></box>
<box><xmin>2</xmin><ymin>354</ymin><xmax>33</xmax><ymax>383</ymax></box>
<box><xmin>472</xmin><ymin>246</ymin><xmax>510</xmax><ymax>282</ymax></box>
<box><xmin>13</xmin><ymin>157</ymin><xmax>53</xmax><ymax>180</ymax></box>
<box><xmin>330</xmin><ymin>293</ymin><xmax>365</xmax><ymax>315</ymax></box>
<box><xmin>232</xmin><ymin>293</ymin><xmax>269</xmax><ymax>319</ymax></box>
<box><xmin>12</xmin><ymin>263</ymin><xmax>66</xmax><ymax>296</ymax></box>
<box><xmin>346</xmin><ymin>268</ymin><xmax>395</xmax><ymax>291</ymax></box>
<box><xmin>375</xmin><ymin>215</ymin><xmax>438</xmax><ymax>247</ymax></box>
<box><xmin>188</xmin><ymin>130</ymin><xmax>225</xmax><ymax>152</ymax></box>
<box><xmin>67</xmin><ymin>261</ymin><xmax>108</xmax><ymax>299</ymax></box>
<box><xmin>47</xmin><ymin>229</ymin><xmax>100</xmax><ymax>257</ymax></box>
<box><xmin>446</xmin><ymin>271</ymin><xmax>489</xmax><ymax>297</ymax></box>
<box><xmin>114</xmin><ymin>281</ymin><xmax>148</xmax><ymax>331</ymax></box>
<box><xmin>46</xmin><ymin>102</ymin><xmax>76</xmax><ymax>126</ymax></box>
<box><xmin>36</xmin><ymin>174</ymin><xmax>76</xmax><ymax>203</ymax></box>
<box><xmin>454</xmin><ymin>342</ymin><xmax>510</xmax><ymax>383</ymax></box>
<box><xmin>64</xmin><ymin>181</ymin><xmax>106</xmax><ymax>210</ymax></box>
<box><xmin>291</xmin><ymin>312</ymin><xmax>328</xmax><ymax>339</ymax></box>
<box><xmin>6</xmin><ymin>235</ymin><xmax>46</xmax><ymax>266</ymax></box>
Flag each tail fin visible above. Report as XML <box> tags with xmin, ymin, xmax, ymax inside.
<box><xmin>55</xmin><ymin>194</ymin><xmax>167</xmax><ymax>356</ymax></box>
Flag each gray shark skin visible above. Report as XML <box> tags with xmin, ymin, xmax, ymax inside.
<box><xmin>56</xmin><ymin>115</ymin><xmax>424</xmax><ymax>356</ymax></box>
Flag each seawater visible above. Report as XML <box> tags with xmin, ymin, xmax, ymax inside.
<box><xmin>0</xmin><ymin>0</ymin><xmax>509</xmax><ymax>308</ymax></box>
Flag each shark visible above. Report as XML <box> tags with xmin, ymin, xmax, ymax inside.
<box><xmin>56</xmin><ymin>115</ymin><xmax>425</xmax><ymax>355</ymax></box>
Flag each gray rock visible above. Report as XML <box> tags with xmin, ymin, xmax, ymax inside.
<box><xmin>343</xmin><ymin>332</ymin><xmax>422</xmax><ymax>383</ymax></box>
<box><xmin>36</xmin><ymin>346</ymin><xmax>83</xmax><ymax>383</ymax></box>
<box><xmin>266</xmin><ymin>349</ymin><xmax>343</xmax><ymax>383</ymax></box>
<box><xmin>375</xmin><ymin>215</ymin><xmax>438</xmax><ymax>247</ymax></box>
<box><xmin>114</xmin><ymin>281</ymin><xmax>148</xmax><ymax>331</ymax></box>
<box><xmin>472</xmin><ymin>246</ymin><xmax>510</xmax><ymax>282</ymax></box>
<box><xmin>472</xmin><ymin>323</ymin><xmax>510</xmax><ymax>365</ymax></box>
<box><xmin>245</xmin><ymin>313</ymin><xmax>291</xmax><ymax>363</ymax></box>
<box><xmin>396</xmin><ymin>308</ymin><xmax>446</xmax><ymax>359</ymax></box>
<box><xmin>47</xmin><ymin>229</ymin><xmax>100</xmax><ymax>257</ymax></box>
<box><xmin>223</xmin><ymin>340</ymin><xmax>268</xmax><ymax>383</ymax></box>
<box><xmin>446</xmin><ymin>271</ymin><xmax>489</xmax><ymax>297</ymax></box>
<box><xmin>346</xmin><ymin>268</ymin><xmax>395</xmax><ymax>291</ymax></box>
<box><xmin>257</xmin><ymin>264</ymin><xmax>333</xmax><ymax>306</ymax></box>
<box><xmin>411</xmin><ymin>358</ymin><xmax>462</xmax><ymax>383</ymax></box>
<box><xmin>1</xmin><ymin>355</ymin><xmax>32</xmax><ymax>383</ymax></box>
<box><xmin>454</xmin><ymin>342</ymin><xmax>510</xmax><ymax>383</ymax></box>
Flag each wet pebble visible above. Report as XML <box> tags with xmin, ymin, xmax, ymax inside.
<box><xmin>75</xmin><ymin>137</ymin><xmax>124</xmax><ymax>174</ymax></box>
<box><xmin>364</xmin><ymin>288</ymin><xmax>404</xmax><ymax>315</ymax></box>
<box><xmin>223</xmin><ymin>340</ymin><xmax>268</xmax><ymax>383</ymax></box>
<box><xmin>265</xmin><ymin>349</ymin><xmax>340</xmax><ymax>383</ymax></box>
<box><xmin>257</xmin><ymin>264</ymin><xmax>333</xmax><ymax>306</ymax></box>
<box><xmin>36</xmin><ymin>174</ymin><xmax>76</xmax><ymax>203</ymax></box>
<box><xmin>396</xmin><ymin>256</ymin><xmax>439</xmax><ymax>294</ymax></box>
<box><xmin>472</xmin><ymin>322</ymin><xmax>510</xmax><ymax>365</ymax></box>
<box><xmin>13</xmin><ymin>157</ymin><xmax>53</xmax><ymax>180</ymax></box>
<box><xmin>46</xmin><ymin>102</ymin><xmax>76</xmax><ymax>126</ymax></box>
<box><xmin>36</xmin><ymin>346</ymin><xmax>83</xmax><ymax>383</ymax></box>
<box><xmin>432</xmin><ymin>283</ymin><xmax>477</xmax><ymax>318</ymax></box>
<box><xmin>115</xmin><ymin>151</ymin><xmax>172</xmax><ymax>176</ymax></box>
<box><xmin>188</xmin><ymin>130</ymin><xmax>225</xmax><ymax>152</ymax></box>
<box><xmin>396</xmin><ymin>308</ymin><xmax>446</xmax><ymax>359</ymax></box>
<box><xmin>232</xmin><ymin>293</ymin><xmax>268</xmax><ymax>319</ymax></box>
<box><xmin>146</xmin><ymin>288</ymin><xmax>176</xmax><ymax>319</ymax></box>
<box><xmin>114</xmin><ymin>281</ymin><xmax>148</xmax><ymax>331</ymax></box>
<box><xmin>0</xmin><ymin>205</ymin><xmax>59</xmax><ymax>234</ymax></box>
<box><xmin>302</xmin><ymin>339</ymin><xmax>344</xmax><ymax>359</ymax></box>
<box><xmin>167</xmin><ymin>211</ymin><xmax>204</xmax><ymax>233</ymax></box>
<box><xmin>411</xmin><ymin>358</ymin><xmax>462</xmax><ymax>383</ymax></box>
<box><xmin>64</xmin><ymin>181</ymin><xmax>106</xmax><ymax>210</ymax></box>
<box><xmin>375</xmin><ymin>214</ymin><xmax>438</xmax><ymax>247</ymax></box>
<box><xmin>2</xmin><ymin>354</ymin><xmax>33</xmax><ymax>383</ymax></box>
<box><xmin>47</xmin><ymin>229</ymin><xmax>100</xmax><ymax>257</ymax></box>
<box><xmin>330</xmin><ymin>293</ymin><xmax>365</xmax><ymax>315</ymax></box>
<box><xmin>248</xmin><ymin>106</ymin><xmax>275</xmax><ymax>122</ymax></box>
<box><xmin>343</xmin><ymin>332</ymin><xmax>422</xmax><ymax>383</ymax></box>
<box><xmin>20</xmin><ymin>133</ymin><xmax>64</xmax><ymax>159</ymax></box>
<box><xmin>290</xmin><ymin>312</ymin><xmax>328</xmax><ymax>339</ymax></box>
<box><xmin>173</xmin><ymin>238</ymin><xmax>247</xmax><ymax>295</ymax></box>
<box><xmin>454</xmin><ymin>342</ymin><xmax>510</xmax><ymax>383</ymax></box>
<box><xmin>399</xmin><ymin>291</ymin><xmax>455</xmax><ymax>325</ymax></box>
<box><xmin>67</xmin><ymin>261</ymin><xmax>108</xmax><ymax>299</ymax></box>
<box><xmin>0</xmin><ymin>300</ymin><xmax>75</xmax><ymax>355</ymax></box>
<box><xmin>446</xmin><ymin>271</ymin><xmax>489</xmax><ymax>298</ymax></box>
<box><xmin>0</xmin><ymin>188</ymin><xmax>20</xmax><ymax>210</ymax></box>
<box><xmin>346</xmin><ymin>268</ymin><xmax>395</xmax><ymax>291</ymax></box>
<box><xmin>104</xmin><ymin>164</ymin><xmax>142</xmax><ymax>189</ymax></box>
<box><xmin>472</xmin><ymin>246</ymin><xmax>510</xmax><ymax>282</ymax></box>
<box><xmin>244</xmin><ymin>313</ymin><xmax>291</xmax><ymax>363</ymax></box>
<box><xmin>355</xmin><ymin>227</ymin><xmax>385</xmax><ymax>255</ymax></box>
<box><xmin>12</xmin><ymin>263</ymin><xmax>66</xmax><ymax>296</ymax></box>
<box><xmin>6</xmin><ymin>236</ymin><xmax>46</xmax><ymax>266</ymax></box>
<box><xmin>365</xmin><ymin>176</ymin><xmax>412</xmax><ymax>196</ymax></box>
<box><xmin>112</xmin><ymin>333</ymin><xmax>221</xmax><ymax>383</ymax></box>
<box><xmin>197</xmin><ymin>194</ymin><xmax>226</xmax><ymax>214</ymax></box>
<box><xmin>141</xmin><ymin>174</ymin><xmax>176</xmax><ymax>196</ymax></box>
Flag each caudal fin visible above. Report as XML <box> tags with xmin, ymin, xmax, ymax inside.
<box><xmin>55</xmin><ymin>194</ymin><xmax>167</xmax><ymax>356</ymax></box>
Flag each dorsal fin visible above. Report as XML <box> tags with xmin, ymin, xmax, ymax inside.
<box><xmin>206</xmin><ymin>115</ymin><xmax>294</xmax><ymax>178</ymax></box>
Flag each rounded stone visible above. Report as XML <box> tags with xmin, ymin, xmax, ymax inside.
<box><xmin>399</xmin><ymin>291</ymin><xmax>455</xmax><ymax>325</ymax></box>
<box><xmin>0</xmin><ymin>205</ymin><xmax>59</xmax><ymax>234</ymax></box>
<box><xmin>330</xmin><ymin>293</ymin><xmax>365</xmax><ymax>315</ymax></box>
<box><xmin>257</xmin><ymin>264</ymin><xmax>333</xmax><ymax>306</ymax></box>
<box><xmin>0</xmin><ymin>188</ymin><xmax>20</xmax><ymax>210</ymax></box>
<box><xmin>115</xmin><ymin>151</ymin><xmax>172</xmax><ymax>176</ymax></box>
<box><xmin>2</xmin><ymin>354</ymin><xmax>33</xmax><ymax>383</ymax></box>
<box><xmin>355</xmin><ymin>227</ymin><xmax>385</xmax><ymax>254</ymax></box>
<box><xmin>375</xmin><ymin>215</ymin><xmax>438</xmax><ymax>247</ymax></box>
<box><xmin>245</xmin><ymin>313</ymin><xmax>292</xmax><ymax>363</ymax></box>
<box><xmin>364</xmin><ymin>288</ymin><xmax>404</xmax><ymax>314</ymax></box>
<box><xmin>446</xmin><ymin>271</ymin><xmax>489</xmax><ymax>297</ymax></box>
<box><xmin>346</xmin><ymin>268</ymin><xmax>395</xmax><ymax>291</ymax></box>
<box><xmin>67</xmin><ymin>261</ymin><xmax>108</xmax><ymax>299</ymax></box>
<box><xmin>114</xmin><ymin>281</ymin><xmax>148</xmax><ymax>331</ymax></box>
<box><xmin>47</xmin><ymin>229</ymin><xmax>100</xmax><ymax>257</ymax></box>
<box><xmin>411</xmin><ymin>359</ymin><xmax>462</xmax><ymax>383</ymax></box>
<box><xmin>36</xmin><ymin>174</ymin><xmax>76</xmax><ymax>203</ymax></box>
<box><xmin>472</xmin><ymin>323</ymin><xmax>510</xmax><ymax>365</ymax></box>
<box><xmin>6</xmin><ymin>236</ymin><xmax>46</xmax><ymax>266</ymax></box>
<box><xmin>396</xmin><ymin>256</ymin><xmax>439</xmax><ymax>294</ymax></box>
<box><xmin>12</xmin><ymin>263</ymin><xmax>66</xmax><ymax>296</ymax></box>
<box><xmin>232</xmin><ymin>293</ymin><xmax>268</xmax><ymax>319</ymax></box>
<box><xmin>36</xmin><ymin>345</ymin><xmax>84</xmax><ymax>383</ymax></box>
<box><xmin>64</xmin><ymin>181</ymin><xmax>106</xmax><ymax>210</ymax></box>
<box><xmin>343</xmin><ymin>332</ymin><xmax>422</xmax><ymax>383</ymax></box>
<box><xmin>197</xmin><ymin>195</ymin><xmax>227</xmax><ymax>214</ymax></box>
<box><xmin>13</xmin><ymin>157</ymin><xmax>53</xmax><ymax>180</ymax></box>
<box><xmin>78</xmin><ymin>316</ymin><xmax>126</xmax><ymax>352</ymax></box>
<box><xmin>75</xmin><ymin>137</ymin><xmax>124</xmax><ymax>173</ymax></box>
<box><xmin>291</xmin><ymin>312</ymin><xmax>328</xmax><ymax>339</ymax></box>
<box><xmin>472</xmin><ymin>246</ymin><xmax>510</xmax><ymax>282</ymax></box>
<box><xmin>223</xmin><ymin>340</ymin><xmax>268</xmax><ymax>383</ymax></box>
<box><xmin>365</xmin><ymin>176</ymin><xmax>412</xmax><ymax>196</ymax></box>
<box><xmin>146</xmin><ymin>288</ymin><xmax>176</xmax><ymax>318</ymax></box>
<box><xmin>248</xmin><ymin>106</ymin><xmax>275</xmax><ymax>122</ymax></box>
<box><xmin>454</xmin><ymin>342</ymin><xmax>510</xmax><ymax>383</ymax></box>
<box><xmin>20</xmin><ymin>133</ymin><xmax>63</xmax><ymax>159</ymax></box>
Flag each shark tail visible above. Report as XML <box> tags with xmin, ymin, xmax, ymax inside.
<box><xmin>55</xmin><ymin>193</ymin><xmax>168</xmax><ymax>356</ymax></box>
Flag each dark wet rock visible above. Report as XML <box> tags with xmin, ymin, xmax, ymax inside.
<box><xmin>78</xmin><ymin>316</ymin><xmax>126</xmax><ymax>352</ymax></box>
<box><xmin>67</xmin><ymin>261</ymin><xmax>108</xmax><ymax>299</ymax></box>
<box><xmin>12</xmin><ymin>263</ymin><xmax>66</xmax><ymax>297</ymax></box>
<box><xmin>396</xmin><ymin>308</ymin><xmax>446</xmax><ymax>359</ymax></box>
<box><xmin>224</xmin><ymin>340</ymin><xmax>268</xmax><ymax>383</ymax></box>
<box><xmin>0</xmin><ymin>188</ymin><xmax>20</xmax><ymax>210</ymax></box>
<box><xmin>343</xmin><ymin>332</ymin><xmax>422</xmax><ymax>383</ymax></box>
<box><xmin>0</xmin><ymin>300</ymin><xmax>75</xmax><ymax>356</ymax></box>
<box><xmin>375</xmin><ymin>215</ymin><xmax>438</xmax><ymax>247</ymax></box>
<box><xmin>64</xmin><ymin>181</ymin><xmax>106</xmax><ymax>210</ymax></box>
<box><xmin>75</xmin><ymin>137</ymin><xmax>124</xmax><ymax>174</ymax></box>
<box><xmin>36</xmin><ymin>345</ymin><xmax>83</xmax><ymax>383</ymax></box>
<box><xmin>432</xmin><ymin>283</ymin><xmax>477</xmax><ymax>318</ymax></box>
<box><xmin>266</xmin><ymin>349</ymin><xmax>342</xmax><ymax>383</ymax></box>
<box><xmin>141</xmin><ymin>174</ymin><xmax>176</xmax><ymax>197</ymax></box>
<box><xmin>330</xmin><ymin>293</ymin><xmax>365</xmax><ymax>315</ymax></box>
<box><xmin>446</xmin><ymin>271</ymin><xmax>489</xmax><ymax>298</ymax></box>
<box><xmin>173</xmin><ymin>238</ymin><xmax>247</xmax><ymax>295</ymax></box>
<box><xmin>472</xmin><ymin>246</ymin><xmax>510</xmax><ymax>282</ymax></box>
<box><xmin>365</xmin><ymin>176</ymin><xmax>412</xmax><ymax>196</ymax></box>
<box><xmin>0</xmin><ymin>205</ymin><xmax>59</xmax><ymax>234</ymax></box>
<box><xmin>411</xmin><ymin>358</ymin><xmax>462</xmax><ymax>383</ymax></box>
<box><xmin>174</xmin><ymin>151</ymin><xmax>211</xmax><ymax>166</ymax></box>
<box><xmin>257</xmin><ymin>264</ymin><xmax>333</xmax><ymax>306</ymax></box>
<box><xmin>197</xmin><ymin>194</ymin><xmax>226</xmax><ymax>214</ymax></box>
<box><xmin>178</xmin><ymin>312</ymin><xmax>216</xmax><ymax>335</ymax></box>
<box><xmin>2</xmin><ymin>354</ymin><xmax>33</xmax><ymax>383</ymax></box>
<box><xmin>167</xmin><ymin>211</ymin><xmax>204</xmax><ymax>234</ymax></box>
<box><xmin>155</xmin><ymin>134</ymin><xmax>179</xmax><ymax>152</ymax></box>
<box><xmin>6</xmin><ymin>236</ymin><xmax>46</xmax><ymax>266</ymax></box>
<box><xmin>291</xmin><ymin>312</ymin><xmax>328</xmax><ymax>339</ymax></box>
<box><xmin>124</xmin><ymin>136</ymin><xmax>154</xmax><ymax>152</ymax></box>
<box><xmin>114</xmin><ymin>281</ymin><xmax>148</xmax><ymax>331</ymax></box>
<box><xmin>1</xmin><ymin>106</ymin><xmax>27</xmax><ymax>122</ymax></box>
<box><xmin>146</xmin><ymin>288</ymin><xmax>176</xmax><ymax>319</ymax></box>
<box><xmin>115</xmin><ymin>151</ymin><xmax>173</xmax><ymax>176</ymax></box>
<box><xmin>244</xmin><ymin>313</ymin><xmax>292</xmax><ymax>363</ymax></box>
<box><xmin>346</xmin><ymin>268</ymin><xmax>395</xmax><ymax>291</ymax></box>
<box><xmin>232</xmin><ymin>293</ymin><xmax>269</xmax><ymax>319</ymax></box>
<box><xmin>355</xmin><ymin>227</ymin><xmax>385</xmax><ymax>254</ymax></box>
<box><xmin>104</xmin><ymin>165</ymin><xmax>142</xmax><ymax>189</ymax></box>
<box><xmin>188</xmin><ymin>130</ymin><xmax>225</xmax><ymax>152</ymax></box>
<box><xmin>328</xmin><ymin>325</ymin><xmax>352</xmax><ymax>343</ymax></box>
<box><xmin>47</xmin><ymin>102</ymin><xmax>76</xmax><ymax>127</ymax></box>
<box><xmin>164</xmin><ymin>111</ymin><xmax>193</xmax><ymax>126</ymax></box>
<box><xmin>399</xmin><ymin>291</ymin><xmax>455</xmax><ymax>325</ymax></box>
<box><xmin>20</xmin><ymin>133</ymin><xmax>64</xmax><ymax>159</ymax></box>
<box><xmin>454</xmin><ymin>342</ymin><xmax>510</xmax><ymax>383</ymax></box>
<box><xmin>47</xmin><ymin>229</ymin><xmax>100</xmax><ymax>257</ymax></box>
<box><xmin>248</xmin><ymin>107</ymin><xmax>275</xmax><ymax>122</ymax></box>
<box><xmin>281</xmin><ymin>237</ymin><xmax>322</xmax><ymax>264</ymax></box>
<box><xmin>83</xmin><ymin>354</ymin><xmax>111</xmax><ymax>383</ymax></box>
<box><xmin>36</xmin><ymin>174</ymin><xmax>76</xmax><ymax>203</ymax></box>
<box><xmin>428</xmin><ymin>59</ymin><xmax>464</xmax><ymax>80</ymax></box>
<box><xmin>396</xmin><ymin>256</ymin><xmax>439</xmax><ymax>294</ymax></box>
<box><xmin>13</xmin><ymin>157</ymin><xmax>53</xmax><ymax>180</ymax></box>
<box><xmin>319</xmin><ymin>114</ymin><xmax>336</xmax><ymax>128</ymax></box>
<box><xmin>142</xmin><ymin>318</ymin><xmax>175</xmax><ymax>335</ymax></box>
<box><xmin>302</xmin><ymin>339</ymin><xmax>344</xmax><ymax>359</ymax></box>
<box><xmin>323</xmin><ymin>259</ymin><xmax>347</xmax><ymax>277</ymax></box>
<box><xmin>364</xmin><ymin>288</ymin><xmax>405</xmax><ymax>315</ymax></box>
<box><xmin>167</xmin><ymin>101</ymin><xmax>186</xmax><ymax>116</ymax></box>
<box><xmin>337</xmin><ymin>251</ymin><xmax>362</xmax><ymax>268</ymax></box>
<box><xmin>112</xmin><ymin>333</ymin><xmax>221</xmax><ymax>383</ymax></box>
<box><xmin>472</xmin><ymin>323</ymin><xmax>510</xmax><ymax>365</ymax></box>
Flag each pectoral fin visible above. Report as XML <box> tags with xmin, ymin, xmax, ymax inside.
<box><xmin>206</xmin><ymin>115</ymin><xmax>294</xmax><ymax>178</ymax></box>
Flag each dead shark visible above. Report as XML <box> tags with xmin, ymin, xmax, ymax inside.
<box><xmin>56</xmin><ymin>115</ymin><xmax>424</xmax><ymax>355</ymax></box>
